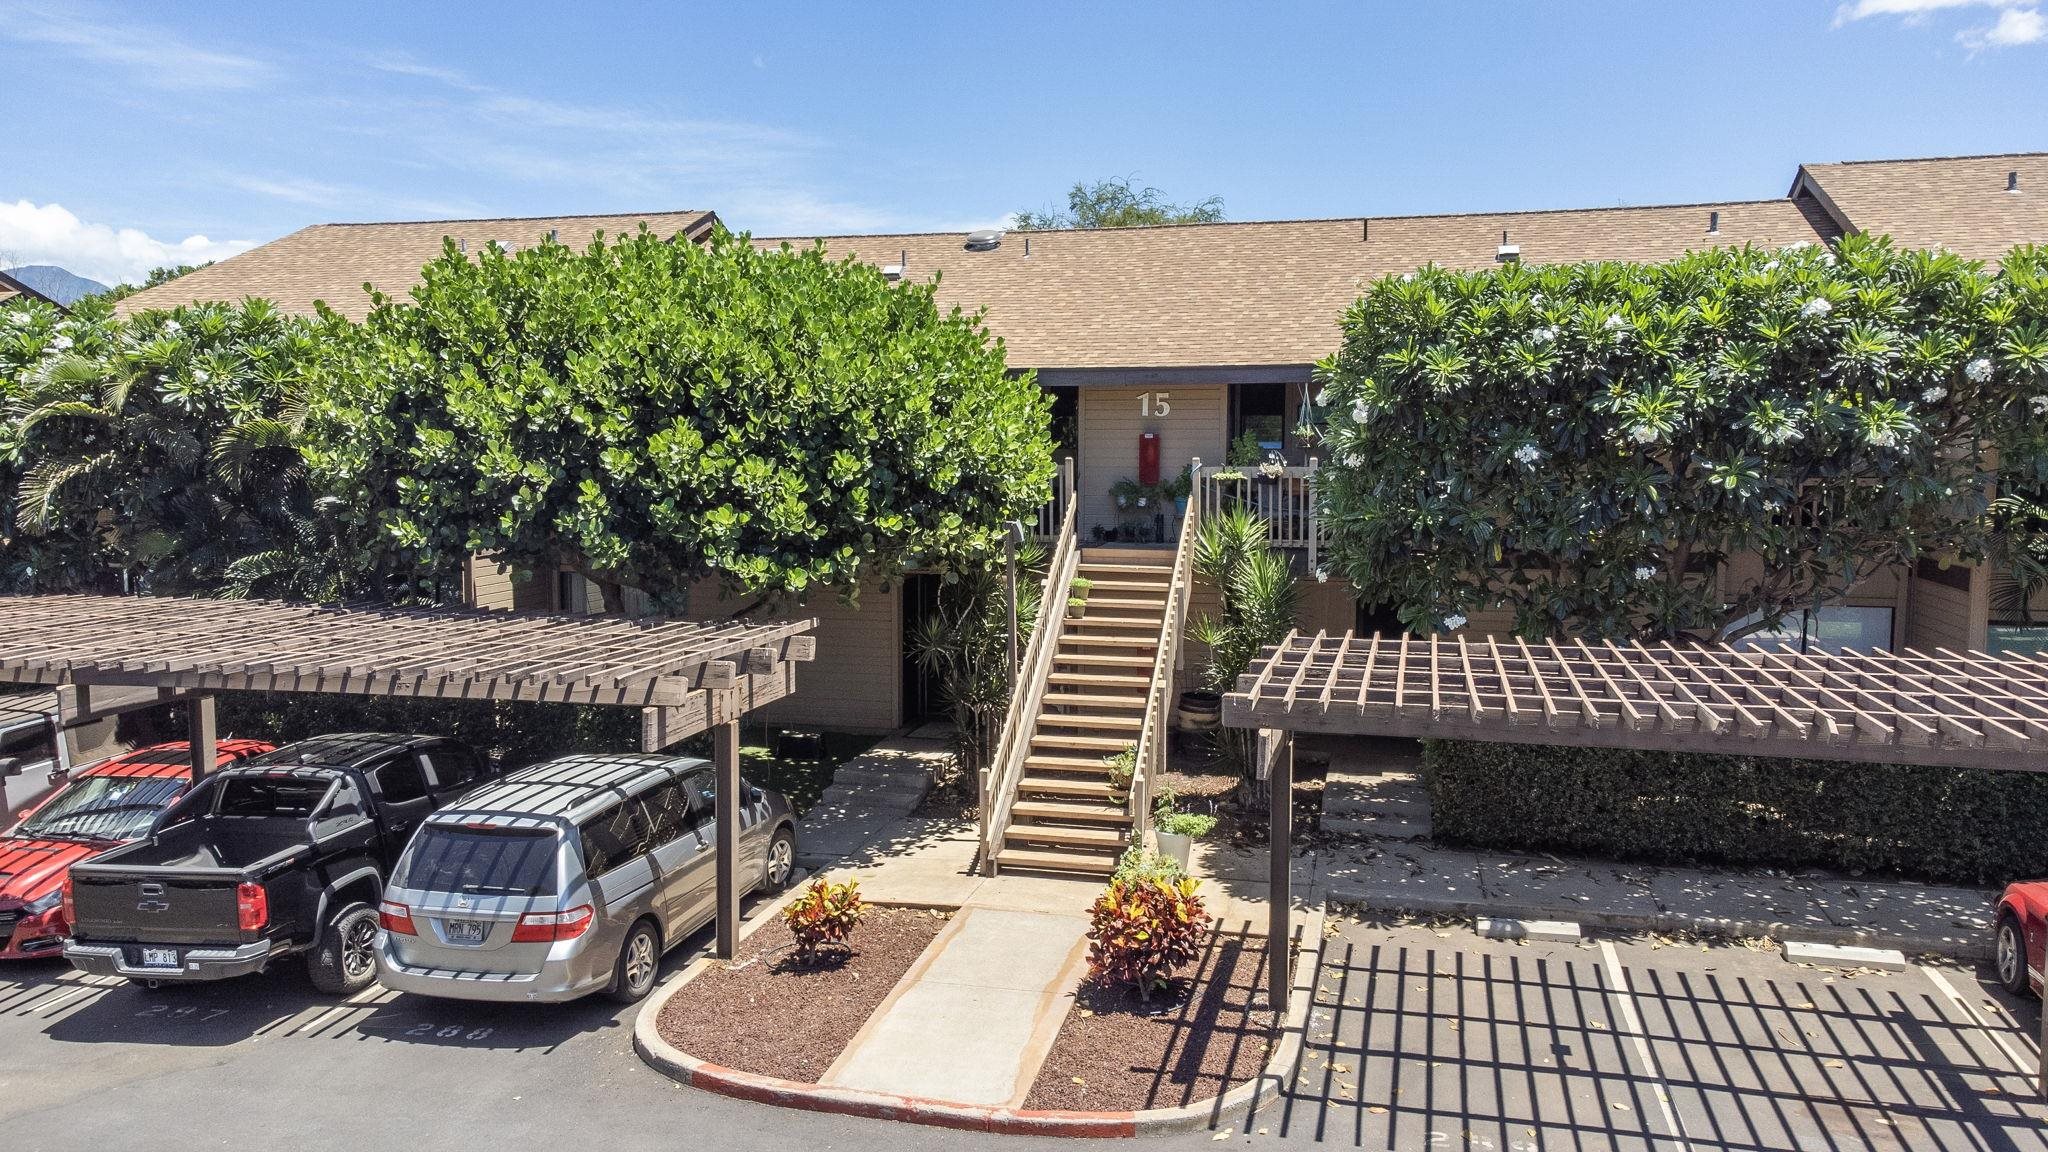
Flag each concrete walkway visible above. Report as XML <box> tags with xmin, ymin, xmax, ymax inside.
<box><xmin>821</xmin><ymin>905</ymin><xmax>1091</xmax><ymax>1106</ymax></box>
<box><xmin>794</xmin><ymin>730</ymin><xmax>951</xmax><ymax>871</ymax></box>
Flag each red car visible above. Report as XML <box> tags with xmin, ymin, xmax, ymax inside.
<box><xmin>0</xmin><ymin>739</ymin><xmax>273</xmax><ymax>960</ymax></box>
<box><xmin>1994</xmin><ymin>880</ymin><xmax>2048</xmax><ymax>997</ymax></box>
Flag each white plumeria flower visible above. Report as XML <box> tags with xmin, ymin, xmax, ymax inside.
<box><xmin>1629</xmin><ymin>425</ymin><xmax>1659</xmax><ymax>445</ymax></box>
<box><xmin>49</xmin><ymin>335</ymin><xmax>71</xmax><ymax>351</ymax></box>
<box><xmin>1351</xmin><ymin>400</ymin><xmax>1371</xmax><ymax>423</ymax></box>
<box><xmin>1633</xmin><ymin>566</ymin><xmax>1657</xmax><ymax>581</ymax></box>
<box><xmin>1400</xmin><ymin>271</ymin><xmax>1416</xmax><ymax>282</ymax></box>
<box><xmin>1530</xmin><ymin>326</ymin><xmax>1556</xmax><ymax>344</ymax></box>
<box><xmin>5</xmin><ymin>311</ymin><xmax>30</xmax><ymax>327</ymax></box>
<box><xmin>1604</xmin><ymin>314</ymin><xmax>1627</xmax><ymax>330</ymax></box>
<box><xmin>1513</xmin><ymin>444</ymin><xmax>1543</xmax><ymax>466</ymax></box>
<box><xmin>1921</xmin><ymin>385</ymin><xmax>1947</xmax><ymax>404</ymax></box>
<box><xmin>1757</xmin><ymin>424</ymin><xmax>1804</xmax><ymax>446</ymax></box>
<box><xmin>163</xmin><ymin>320</ymin><xmax>180</xmax><ymax>334</ymax></box>
<box><xmin>1761</xmin><ymin>259</ymin><xmax>1780</xmax><ymax>272</ymax></box>
<box><xmin>194</xmin><ymin>368</ymin><xmax>210</xmax><ymax>384</ymax></box>
<box><xmin>1314</xmin><ymin>567</ymin><xmax>1330</xmax><ymax>584</ymax></box>
<box><xmin>1800</xmin><ymin>297</ymin><xmax>1832</xmax><ymax>318</ymax></box>
<box><xmin>1820</xmin><ymin>251</ymin><xmax>1837</xmax><ymax>266</ymax></box>
<box><xmin>1964</xmin><ymin>358</ymin><xmax>1994</xmax><ymax>383</ymax></box>
<box><xmin>1314</xmin><ymin>388</ymin><xmax>1331</xmax><ymax>406</ymax></box>
<box><xmin>1865</xmin><ymin>426</ymin><xmax>1901</xmax><ymax>449</ymax></box>
<box><xmin>1442</xmin><ymin>614</ymin><xmax>1468</xmax><ymax>631</ymax></box>
<box><xmin>1342</xmin><ymin>453</ymin><xmax>1362</xmax><ymax>468</ymax></box>
<box><xmin>1763</xmin><ymin>499</ymin><xmax>1784</xmax><ymax>512</ymax></box>
<box><xmin>2032</xmin><ymin>395</ymin><xmax>2048</xmax><ymax>416</ymax></box>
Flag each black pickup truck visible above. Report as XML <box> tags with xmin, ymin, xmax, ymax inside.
<box><xmin>64</xmin><ymin>732</ymin><xmax>492</xmax><ymax>994</ymax></box>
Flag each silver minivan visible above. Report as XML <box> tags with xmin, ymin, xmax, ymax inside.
<box><xmin>374</xmin><ymin>752</ymin><xmax>796</xmax><ymax>1004</ymax></box>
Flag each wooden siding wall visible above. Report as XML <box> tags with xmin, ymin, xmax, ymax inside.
<box><xmin>1906</xmin><ymin>564</ymin><xmax>1980</xmax><ymax>651</ymax></box>
<box><xmin>681</xmin><ymin>576</ymin><xmax>902</xmax><ymax>734</ymax></box>
<box><xmin>1078</xmin><ymin>384</ymin><xmax>1228</xmax><ymax>535</ymax></box>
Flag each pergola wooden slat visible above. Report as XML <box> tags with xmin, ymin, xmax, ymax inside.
<box><xmin>0</xmin><ymin>593</ymin><xmax>821</xmax><ymax>962</ymax></box>
<box><xmin>1223</xmin><ymin>630</ymin><xmax>2048</xmax><ymax>772</ymax></box>
<box><xmin>1224</xmin><ymin>629</ymin><xmax>2048</xmax><ymax>1038</ymax></box>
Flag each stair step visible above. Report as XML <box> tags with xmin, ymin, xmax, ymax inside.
<box><xmin>1003</xmin><ymin>824</ymin><xmax>1128</xmax><ymax>849</ymax></box>
<box><xmin>1082</xmin><ymin>597</ymin><xmax>1167</xmax><ymax>611</ymax></box>
<box><xmin>1025</xmin><ymin>752</ymin><xmax>1120</xmax><ymax>771</ymax></box>
<box><xmin>1054</xmin><ymin>652</ymin><xmax>1155</xmax><ymax>667</ymax></box>
<box><xmin>995</xmin><ymin>848</ymin><xmax>1119</xmax><ymax>876</ymax></box>
<box><xmin>1048</xmin><ymin>672</ymin><xmax>1151</xmax><ymax>687</ymax></box>
<box><xmin>1012</xmin><ymin>800</ymin><xmax>1131</xmax><ymax>824</ymax></box>
<box><xmin>1019</xmin><ymin>775</ymin><xmax>1118</xmax><ymax>798</ymax></box>
<box><xmin>1035</xmin><ymin>712</ymin><xmax>1143</xmax><ymax>731</ymax></box>
<box><xmin>1041</xmin><ymin>697</ymin><xmax>1148</xmax><ymax>715</ymax></box>
<box><xmin>1078</xmin><ymin>563</ymin><xmax>1177</xmax><ymax>576</ymax></box>
<box><xmin>1081</xmin><ymin>549</ymin><xmax>1175</xmax><ymax>564</ymax></box>
<box><xmin>1059</xmin><ymin>634</ymin><xmax>1160</xmax><ymax>648</ymax></box>
<box><xmin>1065</xmin><ymin>617</ymin><xmax>1163</xmax><ymax>632</ymax></box>
<box><xmin>1076</xmin><ymin>579</ymin><xmax>1174</xmax><ymax>593</ymax></box>
<box><xmin>1032</xmin><ymin>733</ymin><xmax>1131</xmax><ymax>752</ymax></box>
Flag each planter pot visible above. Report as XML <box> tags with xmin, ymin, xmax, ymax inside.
<box><xmin>1067</xmin><ymin>602</ymin><xmax>1087</xmax><ymax>620</ymax></box>
<box><xmin>1175</xmin><ymin>690</ymin><xmax>1222</xmax><ymax>732</ymax></box>
<box><xmin>1156</xmin><ymin>830</ymin><xmax>1192</xmax><ymax>870</ymax></box>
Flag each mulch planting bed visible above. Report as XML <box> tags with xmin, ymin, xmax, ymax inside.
<box><xmin>655</xmin><ymin>907</ymin><xmax>947</xmax><ymax>1084</ymax></box>
<box><xmin>1024</xmin><ymin>927</ymin><xmax>1276</xmax><ymax>1112</ymax></box>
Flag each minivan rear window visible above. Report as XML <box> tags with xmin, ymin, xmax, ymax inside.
<box><xmin>400</xmin><ymin>824</ymin><xmax>559</xmax><ymax>897</ymax></box>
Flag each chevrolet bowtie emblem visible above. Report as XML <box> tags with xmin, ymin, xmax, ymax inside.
<box><xmin>137</xmin><ymin>899</ymin><xmax>170</xmax><ymax>913</ymax></box>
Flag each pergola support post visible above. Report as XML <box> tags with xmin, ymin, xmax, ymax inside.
<box><xmin>714</xmin><ymin>711</ymin><xmax>741</xmax><ymax>961</ymax></box>
<box><xmin>186</xmin><ymin>693</ymin><xmax>217</xmax><ymax>780</ymax></box>
<box><xmin>1261</xmin><ymin>727</ymin><xmax>1293</xmax><ymax>1017</ymax></box>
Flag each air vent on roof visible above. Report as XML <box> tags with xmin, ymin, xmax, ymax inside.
<box><xmin>1495</xmin><ymin>229</ymin><xmax>1520</xmax><ymax>263</ymax></box>
<box><xmin>1707</xmin><ymin>210</ymin><xmax>1720</xmax><ymax>235</ymax></box>
<box><xmin>458</xmin><ymin>238</ymin><xmax>468</xmax><ymax>254</ymax></box>
<box><xmin>881</xmin><ymin>248</ymin><xmax>906</xmax><ymax>280</ymax></box>
<box><xmin>2010</xmin><ymin>170</ymin><xmax>2022</xmax><ymax>193</ymax></box>
<box><xmin>547</xmin><ymin>228</ymin><xmax>559</xmax><ymax>242</ymax></box>
<box><xmin>964</xmin><ymin>229</ymin><xmax>1003</xmax><ymax>252</ymax></box>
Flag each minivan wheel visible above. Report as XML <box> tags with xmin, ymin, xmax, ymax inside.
<box><xmin>765</xmin><ymin>826</ymin><xmax>797</xmax><ymax>893</ymax></box>
<box><xmin>1994</xmin><ymin>913</ymin><xmax>2031</xmax><ymax>996</ymax></box>
<box><xmin>607</xmin><ymin>921</ymin><xmax>660</xmax><ymax>1004</ymax></box>
<box><xmin>308</xmin><ymin>902</ymin><xmax>380</xmax><ymax>996</ymax></box>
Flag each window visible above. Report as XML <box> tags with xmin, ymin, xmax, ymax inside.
<box><xmin>399</xmin><ymin>824</ymin><xmax>559</xmax><ymax>897</ymax></box>
<box><xmin>1735</xmin><ymin>606</ymin><xmax>1895</xmax><ymax>655</ymax></box>
<box><xmin>18</xmin><ymin>774</ymin><xmax>185</xmax><ymax>842</ymax></box>
<box><xmin>577</xmin><ymin>801</ymin><xmax>651</xmax><ymax>878</ymax></box>
<box><xmin>372</xmin><ymin>758</ymin><xmax>431</xmax><ymax>804</ymax></box>
<box><xmin>681</xmin><ymin>769</ymin><xmax>716</xmax><ymax>814</ymax></box>
<box><xmin>311</xmin><ymin>779</ymin><xmax>364</xmax><ymax>837</ymax></box>
<box><xmin>419</xmin><ymin>746</ymin><xmax>482</xmax><ymax>790</ymax></box>
<box><xmin>639</xmin><ymin>778</ymin><xmax>699</xmax><ymax>846</ymax></box>
<box><xmin>218</xmin><ymin>775</ymin><xmax>333</xmax><ymax>818</ymax></box>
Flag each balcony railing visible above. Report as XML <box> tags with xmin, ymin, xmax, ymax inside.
<box><xmin>1029</xmin><ymin>459</ymin><xmax>1074</xmax><ymax>541</ymax></box>
<box><xmin>1194</xmin><ymin>460</ymin><xmax>1327</xmax><ymax>566</ymax></box>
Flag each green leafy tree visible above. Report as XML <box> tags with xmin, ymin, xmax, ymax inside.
<box><xmin>93</xmin><ymin>263</ymin><xmax>213</xmax><ymax>305</ymax></box>
<box><xmin>1314</xmin><ymin>236</ymin><xmax>2048</xmax><ymax>642</ymax></box>
<box><xmin>309</xmin><ymin>226</ymin><xmax>1057</xmax><ymax>611</ymax></box>
<box><xmin>0</xmin><ymin>296</ymin><xmax>342</xmax><ymax>595</ymax></box>
<box><xmin>1014</xmin><ymin>177</ymin><xmax>1224</xmax><ymax>230</ymax></box>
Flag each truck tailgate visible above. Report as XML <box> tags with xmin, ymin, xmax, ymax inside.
<box><xmin>68</xmin><ymin>867</ymin><xmax>246</xmax><ymax>945</ymax></box>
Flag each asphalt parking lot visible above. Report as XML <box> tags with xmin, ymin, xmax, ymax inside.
<box><xmin>1243</xmin><ymin>918</ymin><xmax>2048</xmax><ymax>1152</ymax></box>
<box><xmin>2</xmin><ymin>914</ymin><xmax>2042</xmax><ymax>1151</ymax></box>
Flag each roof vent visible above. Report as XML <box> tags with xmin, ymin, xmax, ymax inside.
<box><xmin>547</xmin><ymin>228</ymin><xmax>559</xmax><ymax>242</ymax></box>
<box><xmin>1707</xmin><ymin>210</ymin><xmax>1721</xmax><ymax>235</ymax></box>
<box><xmin>458</xmin><ymin>238</ymin><xmax>468</xmax><ymax>254</ymax></box>
<box><xmin>2009</xmin><ymin>170</ymin><xmax>2022</xmax><ymax>193</ymax></box>
<box><xmin>1495</xmin><ymin>230</ymin><xmax>1520</xmax><ymax>263</ymax></box>
<box><xmin>964</xmin><ymin>229</ymin><xmax>1003</xmax><ymax>252</ymax></box>
<box><xmin>881</xmin><ymin>248</ymin><xmax>906</xmax><ymax>280</ymax></box>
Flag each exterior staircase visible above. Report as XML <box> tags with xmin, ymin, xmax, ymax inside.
<box><xmin>993</xmin><ymin>548</ymin><xmax>1176</xmax><ymax>876</ymax></box>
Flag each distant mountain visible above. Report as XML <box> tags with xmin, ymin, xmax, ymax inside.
<box><xmin>1</xmin><ymin>265</ymin><xmax>110</xmax><ymax>306</ymax></box>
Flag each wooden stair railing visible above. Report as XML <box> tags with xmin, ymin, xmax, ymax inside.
<box><xmin>978</xmin><ymin>457</ymin><xmax>1078</xmax><ymax>874</ymax></box>
<box><xmin>1124</xmin><ymin>479</ymin><xmax>1200</xmax><ymax>844</ymax></box>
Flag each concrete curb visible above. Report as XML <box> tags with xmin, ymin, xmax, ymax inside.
<box><xmin>1326</xmin><ymin>888</ymin><xmax>1994</xmax><ymax>961</ymax></box>
<box><xmin>632</xmin><ymin>902</ymin><xmax>1324</xmax><ymax>1137</ymax></box>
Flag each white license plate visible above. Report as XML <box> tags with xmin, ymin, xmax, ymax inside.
<box><xmin>443</xmin><ymin>919</ymin><xmax>487</xmax><ymax>945</ymax></box>
<box><xmin>139</xmin><ymin>947</ymin><xmax>179</xmax><ymax>968</ymax></box>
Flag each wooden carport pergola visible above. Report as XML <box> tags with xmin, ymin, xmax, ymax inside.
<box><xmin>0</xmin><ymin>594</ymin><xmax>817</xmax><ymax>958</ymax></box>
<box><xmin>1225</xmin><ymin>630</ymin><xmax>2048</xmax><ymax>1093</ymax></box>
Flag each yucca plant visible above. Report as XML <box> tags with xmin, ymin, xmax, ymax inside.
<box><xmin>1191</xmin><ymin>509</ymin><xmax>1301</xmax><ymax>798</ymax></box>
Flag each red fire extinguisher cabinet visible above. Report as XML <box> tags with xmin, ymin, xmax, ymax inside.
<box><xmin>1138</xmin><ymin>432</ymin><xmax>1161</xmax><ymax>487</ymax></box>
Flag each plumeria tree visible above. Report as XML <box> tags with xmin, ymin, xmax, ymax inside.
<box><xmin>309</xmin><ymin>225</ymin><xmax>1056</xmax><ymax>612</ymax></box>
<box><xmin>1314</xmin><ymin>236</ymin><xmax>2048</xmax><ymax>642</ymax></box>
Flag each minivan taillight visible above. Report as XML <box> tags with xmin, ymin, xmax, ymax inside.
<box><xmin>511</xmin><ymin>905</ymin><xmax>593</xmax><ymax>943</ymax></box>
<box><xmin>235</xmin><ymin>882</ymin><xmax>268</xmax><ymax>932</ymax></box>
<box><xmin>378</xmin><ymin>900</ymin><xmax>416</xmax><ymax>936</ymax></box>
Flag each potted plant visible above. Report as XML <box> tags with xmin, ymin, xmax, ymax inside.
<box><xmin>1067</xmin><ymin>577</ymin><xmax>1094</xmax><ymax>619</ymax></box>
<box><xmin>1153</xmin><ymin>796</ymin><xmax>1217</xmax><ymax>871</ymax></box>
<box><xmin>1103</xmin><ymin>745</ymin><xmax>1136</xmax><ymax>802</ymax></box>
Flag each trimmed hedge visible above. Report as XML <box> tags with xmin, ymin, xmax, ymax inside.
<box><xmin>214</xmin><ymin>693</ymin><xmax>642</xmax><ymax>771</ymax></box>
<box><xmin>1423</xmin><ymin>739</ymin><xmax>2048</xmax><ymax>887</ymax></box>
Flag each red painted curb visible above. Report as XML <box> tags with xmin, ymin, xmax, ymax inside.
<box><xmin>682</xmin><ymin>1058</ymin><xmax>1141</xmax><ymax>1137</ymax></box>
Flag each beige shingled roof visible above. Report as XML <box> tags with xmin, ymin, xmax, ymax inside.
<box><xmin>114</xmin><ymin>210</ymin><xmax>719</xmax><ymax>320</ymax></box>
<box><xmin>760</xmin><ymin>197</ymin><xmax>1836</xmax><ymax>369</ymax></box>
<box><xmin>1795</xmin><ymin>152</ymin><xmax>2048</xmax><ymax>264</ymax></box>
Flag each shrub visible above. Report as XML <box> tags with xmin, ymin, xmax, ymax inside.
<box><xmin>1111</xmin><ymin>845</ymin><xmax>1187</xmax><ymax>885</ymax></box>
<box><xmin>1102</xmin><ymin>745</ymin><xmax>1136</xmax><ymax>799</ymax></box>
<box><xmin>1086</xmin><ymin>875</ymin><xmax>1210</xmax><ymax>1001</ymax></box>
<box><xmin>1425</xmin><ymin>739</ymin><xmax>2048</xmax><ymax>887</ymax></box>
<box><xmin>1155</xmin><ymin>809</ymin><xmax>1218</xmax><ymax>839</ymax></box>
<box><xmin>781</xmin><ymin>877</ymin><xmax>868</xmax><ymax>960</ymax></box>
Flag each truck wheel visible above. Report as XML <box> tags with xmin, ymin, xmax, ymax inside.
<box><xmin>308</xmin><ymin>902</ymin><xmax>381</xmax><ymax>996</ymax></box>
<box><xmin>606</xmin><ymin>920</ymin><xmax>661</xmax><ymax>1004</ymax></box>
<box><xmin>1994</xmin><ymin>913</ymin><xmax>2031</xmax><ymax>996</ymax></box>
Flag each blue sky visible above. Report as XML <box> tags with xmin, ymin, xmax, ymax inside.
<box><xmin>2</xmin><ymin>0</ymin><xmax>2043</xmax><ymax>285</ymax></box>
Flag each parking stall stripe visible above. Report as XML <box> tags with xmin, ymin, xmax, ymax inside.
<box><xmin>1598</xmin><ymin>941</ymin><xmax>1696</xmax><ymax>1152</ymax></box>
<box><xmin>31</xmin><ymin>985</ymin><xmax>99</xmax><ymax>1016</ymax></box>
<box><xmin>1919</xmin><ymin>964</ymin><xmax>2035</xmax><ymax>1077</ymax></box>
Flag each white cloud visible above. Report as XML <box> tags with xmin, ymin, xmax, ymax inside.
<box><xmin>0</xmin><ymin>1</ymin><xmax>276</xmax><ymax>89</ymax></box>
<box><xmin>0</xmin><ymin>200</ymin><xmax>254</xmax><ymax>286</ymax></box>
<box><xmin>1834</xmin><ymin>0</ymin><xmax>2045</xmax><ymax>47</ymax></box>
